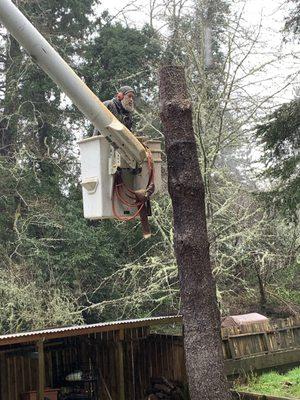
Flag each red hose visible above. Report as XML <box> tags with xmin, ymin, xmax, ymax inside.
<box><xmin>112</xmin><ymin>146</ymin><xmax>155</xmax><ymax>223</ymax></box>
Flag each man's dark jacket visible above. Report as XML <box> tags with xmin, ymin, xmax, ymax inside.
<box><xmin>104</xmin><ymin>98</ymin><xmax>133</xmax><ymax>131</ymax></box>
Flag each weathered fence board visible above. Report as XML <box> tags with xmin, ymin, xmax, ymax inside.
<box><xmin>222</xmin><ymin>317</ymin><xmax>300</xmax><ymax>360</ymax></box>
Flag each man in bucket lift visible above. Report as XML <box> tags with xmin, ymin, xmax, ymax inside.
<box><xmin>93</xmin><ymin>85</ymin><xmax>153</xmax><ymax>237</ymax></box>
<box><xmin>94</xmin><ymin>85</ymin><xmax>135</xmax><ymax>135</ymax></box>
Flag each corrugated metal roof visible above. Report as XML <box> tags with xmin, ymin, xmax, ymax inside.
<box><xmin>0</xmin><ymin>315</ymin><xmax>182</xmax><ymax>346</ymax></box>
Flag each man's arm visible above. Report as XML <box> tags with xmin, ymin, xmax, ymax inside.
<box><xmin>93</xmin><ymin>99</ymin><xmax>116</xmax><ymax>135</ymax></box>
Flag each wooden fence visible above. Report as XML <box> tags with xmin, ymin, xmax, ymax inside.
<box><xmin>222</xmin><ymin>317</ymin><xmax>300</xmax><ymax>359</ymax></box>
<box><xmin>0</xmin><ymin>317</ymin><xmax>299</xmax><ymax>400</ymax></box>
<box><xmin>222</xmin><ymin>317</ymin><xmax>300</xmax><ymax>376</ymax></box>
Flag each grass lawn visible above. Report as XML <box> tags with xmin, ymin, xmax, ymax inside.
<box><xmin>235</xmin><ymin>367</ymin><xmax>300</xmax><ymax>398</ymax></box>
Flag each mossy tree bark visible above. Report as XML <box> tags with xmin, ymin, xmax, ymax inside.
<box><xmin>159</xmin><ymin>65</ymin><xmax>231</xmax><ymax>400</ymax></box>
<box><xmin>1</xmin><ymin>35</ymin><xmax>20</xmax><ymax>157</ymax></box>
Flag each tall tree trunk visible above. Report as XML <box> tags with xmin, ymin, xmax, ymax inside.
<box><xmin>254</xmin><ymin>264</ymin><xmax>267</xmax><ymax>312</ymax></box>
<box><xmin>0</xmin><ymin>35</ymin><xmax>22</xmax><ymax>240</ymax></box>
<box><xmin>159</xmin><ymin>65</ymin><xmax>231</xmax><ymax>400</ymax></box>
<box><xmin>1</xmin><ymin>35</ymin><xmax>20</xmax><ymax>157</ymax></box>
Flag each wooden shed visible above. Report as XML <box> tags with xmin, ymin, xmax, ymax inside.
<box><xmin>0</xmin><ymin>316</ymin><xmax>184</xmax><ymax>400</ymax></box>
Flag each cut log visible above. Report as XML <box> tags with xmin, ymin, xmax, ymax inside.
<box><xmin>145</xmin><ymin>377</ymin><xmax>183</xmax><ymax>400</ymax></box>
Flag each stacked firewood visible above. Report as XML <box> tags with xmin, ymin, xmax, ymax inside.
<box><xmin>145</xmin><ymin>377</ymin><xmax>184</xmax><ymax>400</ymax></box>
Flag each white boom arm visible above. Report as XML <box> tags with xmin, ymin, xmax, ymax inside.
<box><xmin>0</xmin><ymin>0</ymin><xmax>146</xmax><ymax>168</ymax></box>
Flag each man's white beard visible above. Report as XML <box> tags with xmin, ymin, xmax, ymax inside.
<box><xmin>121</xmin><ymin>98</ymin><xmax>134</xmax><ymax>112</ymax></box>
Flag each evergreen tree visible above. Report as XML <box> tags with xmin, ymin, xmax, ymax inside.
<box><xmin>256</xmin><ymin>100</ymin><xmax>300</xmax><ymax>219</ymax></box>
<box><xmin>84</xmin><ymin>19</ymin><xmax>161</xmax><ymax>100</ymax></box>
<box><xmin>0</xmin><ymin>0</ymin><xmax>96</xmax><ymax>331</ymax></box>
<box><xmin>255</xmin><ymin>1</ymin><xmax>300</xmax><ymax>219</ymax></box>
<box><xmin>0</xmin><ymin>0</ymin><xmax>163</xmax><ymax>331</ymax></box>
<box><xmin>285</xmin><ymin>0</ymin><xmax>300</xmax><ymax>35</ymax></box>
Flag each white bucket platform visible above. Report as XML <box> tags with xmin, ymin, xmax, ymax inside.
<box><xmin>78</xmin><ymin>136</ymin><xmax>162</xmax><ymax>220</ymax></box>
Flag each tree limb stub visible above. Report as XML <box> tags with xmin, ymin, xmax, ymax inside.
<box><xmin>159</xmin><ymin>65</ymin><xmax>231</xmax><ymax>400</ymax></box>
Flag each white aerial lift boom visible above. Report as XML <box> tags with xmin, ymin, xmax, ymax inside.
<box><xmin>0</xmin><ymin>0</ymin><xmax>162</xmax><ymax>237</ymax></box>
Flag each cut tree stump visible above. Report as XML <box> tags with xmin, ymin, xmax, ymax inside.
<box><xmin>159</xmin><ymin>65</ymin><xmax>232</xmax><ymax>400</ymax></box>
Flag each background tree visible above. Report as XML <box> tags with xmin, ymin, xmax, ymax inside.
<box><xmin>254</xmin><ymin>0</ymin><xmax>300</xmax><ymax>220</ymax></box>
<box><xmin>86</xmin><ymin>0</ymin><xmax>300</xmax><ymax>319</ymax></box>
<box><xmin>285</xmin><ymin>0</ymin><xmax>300</xmax><ymax>34</ymax></box>
<box><xmin>0</xmin><ymin>0</ymin><xmax>97</xmax><ymax>331</ymax></box>
<box><xmin>0</xmin><ymin>0</ymin><xmax>164</xmax><ymax>332</ymax></box>
<box><xmin>84</xmin><ymin>19</ymin><xmax>161</xmax><ymax>100</ymax></box>
<box><xmin>256</xmin><ymin>101</ymin><xmax>300</xmax><ymax>219</ymax></box>
<box><xmin>0</xmin><ymin>0</ymin><xmax>299</xmax><ymax>333</ymax></box>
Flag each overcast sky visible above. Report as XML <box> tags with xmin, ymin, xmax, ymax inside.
<box><xmin>98</xmin><ymin>0</ymin><xmax>288</xmax><ymax>28</ymax></box>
